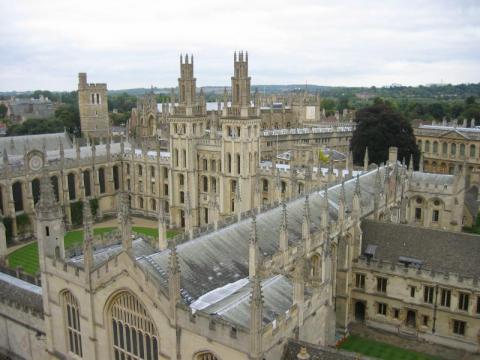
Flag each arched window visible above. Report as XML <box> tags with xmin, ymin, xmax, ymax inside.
<box><xmin>433</xmin><ymin>141</ymin><xmax>438</xmax><ymax>154</ymax></box>
<box><xmin>236</xmin><ymin>153</ymin><xmax>240</xmax><ymax>174</ymax></box>
<box><xmin>99</xmin><ymin>168</ymin><xmax>106</xmax><ymax>194</ymax></box>
<box><xmin>425</xmin><ymin>140</ymin><xmax>430</xmax><ymax>152</ymax></box>
<box><xmin>83</xmin><ymin>170</ymin><xmax>91</xmax><ymax>197</ymax></box>
<box><xmin>139</xmin><ymin>197</ymin><xmax>144</xmax><ymax>209</ymax></box>
<box><xmin>211</xmin><ymin>177</ymin><xmax>217</xmax><ymax>193</ymax></box>
<box><xmin>262</xmin><ymin>179</ymin><xmax>268</xmax><ymax>192</ymax></box>
<box><xmin>113</xmin><ymin>166</ymin><xmax>120</xmax><ymax>191</ymax></box>
<box><xmin>470</xmin><ymin>145</ymin><xmax>476</xmax><ymax>158</ymax></box>
<box><xmin>110</xmin><ymin>292</ymin><xmax>158</xmax><ymax>360</ymax></box>
<box><xmin>442</xmin><ymin>142</ymin><xmax>448</xmax><ymax>155</ymax></box>
<box><xmin>203</xmin><ymin>159</ymin><xmax>208</xmax><ymax>171</ymax></box>
<box><xmin>202</xmin><ymin>176</ymin><xmax>208</xmax><ymax>192</ymax></box>
<box><xmin>451</xmin><ymin>143</ymin><xmax>456</xmax><ymax>156</ymax></box>
<box><xmin>31</xmin><ymin>178</ymin><xmax>40</xmax><ymax>205</ymax></box>
<box><xmin>311</xmin><ymin>254</ymin><xmax>320</xmax><ymax>278</ymax></box>
<box><xmin>460</xmin><ymin>144</ymin><xmax>465</xmax><ymax>156</ymax></box>
<box><xmin>179</xmin><ymin>174</ymin><xmax>184</xmax><ymax>186</ymax></box>
<box><xmin>51</xmin><ymin>176</ymin><xmax>59</xmax><ymax>202</ymax></box>
<box><xmin>194</xmin><ymin>351</ymin><xmax>218</xmax><ymax>360</ymax></box>
<box><xmin>68</xmin><ymin>173</ymin><xmax>76</xmax><ymax>200</ymax></box>
<box><xmin>12</xmin><ymin>181</ymin><xmax>23</xmax><ymax>212</ymax></box>
<box><xmin>227</xmin><ymin>153</ymin><xmax>232</xmax><ymax>173</ymax></box>
<box><xmin>63</xmin><ymin>291</ymin><xmax>83</xmax><ymax>357</ymax></box>
<box><xmin>211</xmin><ymin>160</ymin><xmax>216</xmax><ymax>172</ymax></box>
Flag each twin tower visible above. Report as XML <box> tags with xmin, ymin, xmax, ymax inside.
<box><xmin>169</xmin><ymin>51</ymin><xmax>261</xmax><ymax>230</ymax></box>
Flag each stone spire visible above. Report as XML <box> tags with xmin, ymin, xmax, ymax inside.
<box><xmin>249</xmin><ymin>214</ymin><xmax>260</xmax><ymax>279</ymax></box>
<box><xmin>302</xmin><ymin>195</ymin><xmax>311</xmax><ymax>253</ymax></box>
<box><xmin>118</xmin><ymin>192</ymin><xmax>132</xmax><ymax>253</ymax></box>
<box><xmin>353</xmin><ymin>173</ymin><xmax>361</xmax><ymax>217</ymax></box>
<box><xmin>158</xmin><ymin>201</ymin><xmax>168</xmax><ymax>251</ymax></box>
<box><xmin>83</xmin><ymin>198</ymin><xmax>94</xmax><ymax>271</ymax></box>
<box><xmin>250</xmin><ymin>276</ymin><xmax>263</xmax><ymax>357</ymax></box>
<box><xmin>168</xmin><ymin>239</ymin><xmax>181</xmax><ymax>318</ymax></box>
<box><xmin>363</xmin><ymin>147</ymin><xmax>369</xmax><ymax>171</ymax></box>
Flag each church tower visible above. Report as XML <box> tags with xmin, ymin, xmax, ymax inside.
<box><xmin>36</xmin><ymin>170</ymin><xmax>65</xmax><ymax>262</ymax></box>
<box><xmin>168</xmin><ymin>54</ymin><xmax>207</xmax><ymax>230</ymax></box>
<box><xmin>78</xmin><ymin>73</ymin><xmax>109</xmax><ymax>138</ymax></box>
<box><xmin>219</xmin><ymin>51</ymin><xmax>261</xmax><ymax>215</ymax></box>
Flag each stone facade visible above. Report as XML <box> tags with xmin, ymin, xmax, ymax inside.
<box><xmin>78</xmin><ymin>72</ymin><xmax>110</xmax><ymax>138</ymax></box>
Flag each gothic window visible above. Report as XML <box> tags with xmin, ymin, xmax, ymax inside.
<box><xmin>91</xmin><ymin>93</ymin><xmax>95</xmax><ymax>104</ymax></box>
<box><xmin>31</xmin><ymin>178</ymin><xmax>40</xmax><ymax>205</ymax></box>
<box><xmin>96</xmin><ymin>93</ymin><xmax>100</xmax><ymax>104</ymax></box>
<box><xmin>311</xmin><ymin>254</ymin><xmax>320</xmax><ymax>278</ymax></box>
<box><xmin>113</xmin><ymin>166</ymin><xmax>120</xmax><ymax>191</ymax></box>
<box><xmin>12</xmin><ymin>181</ymin><xmax>23</xmax><ymax>212</ymax></box>
<box><xmin>164</xmin><ymin>184</ymin><xmax>169</xmax><ymax>196</ymax></box>
<box><xmin>211</xmin><ymin>177</ymin><xmax>217</xmax><ymax>193</ymax></box>
<box><xmin>194</xmin><ymin>351</ymin><xmax>218</xmax><ymax>360</ymax></box>
<box><xmin>231</xmin><ymin>198</ymin><xmax>235</xmax><ymax>212</ymax></box>
<box><xmin>99</xmin><ymin>168</ymin><xmax>106</xmax><ymax>194</ymax></box>
<box><xmin>182</xmin><ymin>150</ymin><xmax>187</xmax><ymax>168</ymax></box>
<box><xmin>202</xmin><ymin>176</ymin><xmax>208</xmax><ymax>192</ymax></box>
<box><xmin>204</xmin><ymin>208</ymin><xmax>209</xmax><ymax>224</ymax></box>
<box><xmin>83</xmin><ymin>171</ymin><xmax>91</xmax><ymax>197</ymax></box>
<box><xmin>51</xmin><ymin>176</ymin><xmax>59</xmax><ymax>202</ymax></box>
<box><xmin>262</xmin><ymin>179</ymin><xmax>268</xmax><ymax>192</ymax></box>
<box><xmin>203</xmin><ymin>159</ymin><xmax>208</xmax><ymax>171</ymax></box>
<box><xmin>110</xmin><ymin>292</ymin><xmax>159</xmax><ymax>360</ymax></box>
<box><xmin>63</xmin><ymin>291</ymin><xmax>83</xmax><ymax>357</ymax></box>
<box><xmin>231</xmin><ymin>180</ymin><xmax>236</xmax><ymax>193</ymax></box>
<box><xmin>180</xmin><ymin>191</ymin><xmax>185</xmax><ymax>204</ymax></box>
<box><xmin>451</xmin><ymin>143</ymin><xmax>456</xmax><ymax>156</ymax></box>
<box><xmin>67</xmin><ymin>173</ymin><xmax>76</xmax><ymax>201</ymax></box>
<box><xmin>139</xmin><ymin>197</ymin><xmax>144</xmax><ymax>209</ymax></box>
<box><xmin>227</xmin><ymin>153</ymin><xmax>232</xmax><ymax>173</ymax></box>
<box><xmin>179</xmin><ymin>174</ymin><xmax>184</xmax><ymax>186</ymax></box>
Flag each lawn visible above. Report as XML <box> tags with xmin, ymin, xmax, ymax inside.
<box><xmin>7</xmin><ymin>226</ymin><xmax>177</xmax><ymax>275</ymax></box>
<box><xmin>339</xmin><ymin>335</ymin><xmax>441</xmax><ymax>360</ymax></box>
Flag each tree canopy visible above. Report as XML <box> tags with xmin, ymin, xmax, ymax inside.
<box><xmin>350</xmin><ymin>98</ymin><xmax>419</xmax><ymax>167</ymax></box>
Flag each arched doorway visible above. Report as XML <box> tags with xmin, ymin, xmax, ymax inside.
<box><xmin>406</xmin><ymin>310</ymin><xmax>416</xmax><ymax>328</ymax></box>
<box><xmin>354</xmin><ymin>301</ymin><xmax>366</xmax><ymax>321</ymax></box>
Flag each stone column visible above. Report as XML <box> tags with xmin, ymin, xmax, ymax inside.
<box><xmin>0</xmin><ymin>222</ymin><xmax>7</xmax><ymax>264</ymax></box>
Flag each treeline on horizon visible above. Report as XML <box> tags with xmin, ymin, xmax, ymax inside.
<box><xmin>0</xmin><ymin>83</ymin><xmax>479</xmax><ymax>137</ymax></box>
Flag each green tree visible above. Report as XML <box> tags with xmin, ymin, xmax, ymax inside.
<box><xmin>320</xmin><ymin>98</ymin><xmax>336</xmax><ymax>116</ymax></box>
<box><xmin>55</xmin><ymin>104</ymin><xmax>80</xmax><ymax>135</ymax></box>
<box><xmin>0</xmin><ymin>104</ymin><xmax>7</xmax><ymax>118</ymax></box>
<box><xmin>350</xmin><ymin>99</ymin><xmax>419</xmax><ymax>167</ymax></box>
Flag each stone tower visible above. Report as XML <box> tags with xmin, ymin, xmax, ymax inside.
<box><xmin>219</xmin><ymin>51</ymin><xmax>261</xmax><ymax>214</ymax></box>
<box><xmin>78</xmin><ymin>72</ymin><xmax>109</xmax><ymax>138</ymax></box>
<box><xmin>36</xmin><ymin>169</ymin><xmax>65</xmax><ymax>262</ymax></box>
<box><xmin>168</xmin><ymin>54</ymin><xmax>207</xmax><ymax>229</ymax></box>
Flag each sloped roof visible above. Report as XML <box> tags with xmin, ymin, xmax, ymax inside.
<box><xmin>0</xmin><ymin>132</ymin><xmax>72</xmax><ymax>156</ymax></box>
<box><xmin>361</xmin><ymin>220</ymin><xmax>480</xmax><ymax>278</ymax></box>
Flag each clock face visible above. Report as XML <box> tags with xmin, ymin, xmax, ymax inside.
<box><xmin>29</xmin><ymin>154</ymin><xmax>43</xmax><ymax>171</ymax></box>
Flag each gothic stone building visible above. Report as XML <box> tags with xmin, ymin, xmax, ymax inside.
<box><xmin>0</xmin><ymin>154</ymin><xmax>478</xmax><ymax>360</ymax></box>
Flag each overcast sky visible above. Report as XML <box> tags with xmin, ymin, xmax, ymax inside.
<box><xmin>1</xmin><ymin>0</ymin><xmax>479</xmax><ymax>91</ymax></box>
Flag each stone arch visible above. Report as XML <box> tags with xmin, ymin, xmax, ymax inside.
<box><xmin>106</xmin><ymin>290</ymin><xmax>159</xmax><ymax>360</ymax></box>
<box><xmin>31</xmin><ymin>178</ymin><xmax>41</xmax><ymax>205</ymax></box>
<box><xmin>12</xmin><ymin>181</ymin><xmax>24</xmax><ymax>212</ymax></box>
<box><xmin>310</xmin><ymin>253</ymin><xmax>321</xmax><ymax>279</ymax></box>
<box><xmin>98</xmin><ymin>167</ymin><xmax>106</xmax><ymax>194</ymax></box>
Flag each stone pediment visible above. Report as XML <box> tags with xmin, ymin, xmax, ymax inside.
<box><xmin>438</xmin><ymin>129</ymin><xmax>470</xmax><ymax>140</ymax></box>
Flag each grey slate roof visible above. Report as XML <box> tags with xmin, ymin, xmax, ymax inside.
<box><xmin>361</xmin><ymin>220</ymin><xmax>480</xmax><ymax>278</ymax></box>
<box><xmin>0</xmin><ymin>272</ymin><xmax>43</xmax><ymax>313</ymax></box>
<box><xmin>0</xmin><ymin>132</ymin><xmax>72</xmax><ymax>156</ymax></box>
<box><xmin>411</xmin><ymin>171</ymin><xmax>454</xmax><ymax>186</ymax></box>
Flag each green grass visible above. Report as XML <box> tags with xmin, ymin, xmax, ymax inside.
<box><xmin>7</xmin><ymin>226</ymin><xmax>178</xmax><ymax>275</ymax></box>
<box><xmin>339</xmin><ymin>335</ymin><xmax>441</xmax><ymax>360</ymax></box>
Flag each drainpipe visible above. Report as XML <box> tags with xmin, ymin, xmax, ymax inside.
<box><xmin>432</xmin><ymin>284</ymin><xmax>439</xmax><ymax>333</ymax></box>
